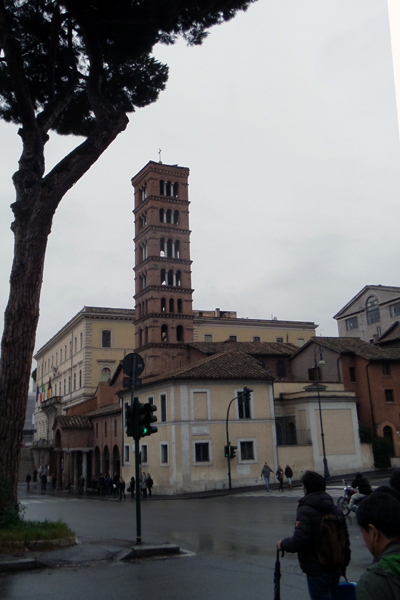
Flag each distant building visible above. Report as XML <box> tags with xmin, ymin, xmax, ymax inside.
<box><xmin>334</xmin><ymin>285</ymin><xmax>400</xmax><ymax>343</ymax></box>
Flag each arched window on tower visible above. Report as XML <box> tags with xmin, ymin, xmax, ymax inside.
<box><xmin>166</xmin><ymin>209</ymin><xmax>172</xmax><ymax>223</ymax></box>
<box><xmin>138</xmin><ymin>304</ymin><xmax>142</xmax><ymax>319</ymax></box>
<box><xmin>166</xmin><ymin>181</ymin><xmax>171</xmax><ymax>196</ymax></box>
<box><xmin>139</xmin><ymin>328</ymin><xmax>143</xmax><ymax>347</ymax></box>
<box><xmin>174</xmin><ymin>240</ymin><xmax>180</xmax><ymax>258</ymax></box>
<box><xmin>167</xmin><ymin>270</ymin><xmax>174</xmax><ymax>286</ymax></box>
<box><xmin>159</xmin><ymin>208</ymin><xmax>164</xmax><ymax>223</ymax></box>
<box><xmin>161</xmin><ymin>298</ymin><xmax>166</xmax><ymax>312</ymax></box>
<box><xmin>366</xmin><ymin>296</ymin><xmax>380</xmax><ymax>325</ymax></box>
<box><xmin>101</xmin><ymin>367</ymin><xmax>111</xmax><ymax>382</ymax></box>
<box><xmin>176</xmin><ymin>270</ymin><xmax>181</xmax><ymax>287</ymax></box>
<box><xmin>173</xmin><ymin>210</ymin><xmax>179</xmax><ymax>225</ymax></box>
<box><xmin>161</xmin><ymin>325</ymin><xmax>168</xmax><ymax>342</ymax></box>
<box><xmin>169</xmin><ymin>298</ymin><xmax>174</xmax><ymax>313</ymax></box>
<box><xmin>176</xmin><ymin>325</ymin><xmax>184</xmax><ymax>342</ymax></box>
<box><xmin>161</xmin><ymin>269</ymin><xmax>166</xmax><ymax>285</ymax></box>
<box><xmin>173</xmin><ymin>182</ymin><xmax>179</xmax><ymax>197</ymax></box>
<box><xmin>177</xmin><ymin>299</ymin><xmax>183</xmax><ymax>313</ymax></box>
<box><xmin>145</xmin><ymin>326</ymin><xmax>148</xmax><ymax>345</ymax></box>
<box><xmin>160</xmin><ymin>180</ymin><xmax>164</xmax><ymax>195</ymax></box>
<box><xmin>160</xmin><ymin>238</ymin><xmax>165</xmax><ymax>256</ymax></box>
<box><xmin>167</xmin><ymin>239</ymin><xmax>173</xmax><ymax>257</ymax></box>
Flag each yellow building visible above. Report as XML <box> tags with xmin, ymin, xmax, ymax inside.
<box><xmin>33</xmin><ymin>306</ymin><xmax>135</xmax><ymax>443</ymax></box>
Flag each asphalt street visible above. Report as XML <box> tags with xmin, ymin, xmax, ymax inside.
<box><xmin>0</xmin><ymin>476</ymin><xmax>389</xmax><ymax>600</ymax></box>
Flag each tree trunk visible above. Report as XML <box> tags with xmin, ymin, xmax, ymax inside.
<box><xmin>0</xmin><ymin>112</ymin><xmax>128</xmax><ymax>510</ymax></box>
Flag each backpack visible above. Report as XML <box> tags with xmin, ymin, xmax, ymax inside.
<box><xmin>317</xmin><ymin>512</ymin><xmax>347</xmax><ymax>570</ymax></box>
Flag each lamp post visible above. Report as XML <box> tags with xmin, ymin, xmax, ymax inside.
<box><xmin>314</xmin><ymin>344</ymin><xmax>330</xmax><ymax>479</ymax></box>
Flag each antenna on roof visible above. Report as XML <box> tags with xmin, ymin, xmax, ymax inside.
<box><xmin>158</xmin><ymin>148</ymin><xmax>162</xmax><ymax>163</ymax></box>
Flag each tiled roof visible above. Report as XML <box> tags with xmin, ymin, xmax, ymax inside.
<box><xmin>55</xmin><ymin>415</ymin><xmax>92</xmax><ymax>430</ymax></box>
<box><xmin>378</xmin><ymin>322</ymin><xmax>400</xmax><ymax>344</ymax></box>
<box><xmin>300</xmin><ymin>337</ymin><xmax>400</xmax><ymax>361</ymax></box>
<box><xmin>143</xmin><ymin>348</ymin><xmax>274</xmax><ymax>386</ymax></box>
<box><xmin>84</xmin><ymin>404</ymin><xmax>121</xmax><ymax>418</ymax></box>
<box><xmin>189</xmin><ymin>341</ymin><xmax>298</xmax><ymax>356</ymax></box>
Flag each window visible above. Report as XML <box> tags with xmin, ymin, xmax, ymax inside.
<box><xmin>141</xmin><ymin>444</ymin><xmax>148</xmax><ymax>464</ymax></box>
<box><xmin>229</xmin><ymin>336</ymin><xmax>237</xmax><ymax>341</ymax></box>
<box><xmin>253</xmin><ymin>336</ymin><xmax>261</xmax><ymax>342</ymax></box>
<box><xmin>382</xmin><ymin>363</ymin><xmax>391</xmax><ymax>376</ymax></box>
<box><xmin>60</xmin><ymin>349</ymin><xmax>62</xmax><ymax>363</ymax></box>
<box><xmin>79</xmin><ymin>370</ymin><xmax>82</xmax><ymax>388</ymax></box>
<box><xmin>177</xmin><ymin>299</ymin><xmax>183</xmax><ymax>313</ymax></box>
<box><xmin>195</xmin><ymin>443</ymin><xmax>210</xmax><ymax>463</ymax></box>
<box><xmin>63</xmin><ymin>379</ymin><xmax>66</xmax><ymax>395</ymax></box>
<box><xmin>96</xmin><ymin>423</ymin><xmax>98</xmax><ymax>437</ymax></box>
<box><xmin>68</xmin><ymin>375</ymin><xmax>71</xmax><ymax>393</ymax></box>
<box><xmin>276</xmin><ymin>360</ymin><xmax>286</xmax><ymax>378</ymax></box>
<box><xmin>296</xmin><ymin>338</ymin><xmax>305</xmax><ymax>347</ymax></box>
<box><xmin>238</xmin><ymin>390</ymin><xmax>251</xmax><ymax>419</ymax></box>
<box><xmin>385</xmin><ymin>389</ymin><xmax>395</xmax><ymax>403</ymax></box>
<box><xmin>240</xmin><ymin>441</ymin><xmax>254</xmax><ymax>461</ymax></box>
<box><xmin>390</xmin><ymin>302</ymin><xmax>400</xmax><ymax>318</ymax></box>
<box><xmin>73</xmin><ymin>373</ymin><xmax>76</xmax><ymax>391</ymax></box>
<box><xmin>345</xmin><ymin>317</ymin><xmax>358</xmax><ymax>331</ymax></box>
<box><xmin>114</xmin><ymin>419</ymin><xmax>117</xmax><ymax>437</ymax></box>
<box><xmin>176</xmin><ymin>325</ymin><xmax>184</xmax><ymax>342</ymax></box>
<box><xmin>160</xmin><ymin>444</ymin><xmax>169</xmax><ymax>465</ymax></box>
<box><xmin>349</xmin><ymin>367</ymin><xmax>356</xmax><ymax>382</ymax></box>
<box><xmin>102</xmin><ymin>330</ymin><xmax>111</xmax><ymax>347</ymax></box>
<box><xmin>160</xmin><ymin>394</ymin><xmax>167</xmax><ymax>422</ymax></box>
<box><xmin>366</xmin><ymin>296</ymin><xmax>380</xmax><ymax>325</ymax></box>
<box><xmin>124</xmin><ymin>445</ymin><xmax>130</xmax><ymax>464</ymax></box>
<box><xmin>276</xmin><ymin>337</ymin><xmax>284</xmax><ymax>344</ymax></box>
<box><xmin>104</xmin><ymin>421</ymin><xmax>107</xmax><ymax>437</ymax></box>
<box><xmin>161</xmin><ymin>325</ymin><xmax>168</xmax><ymax>342</ymax></box>
<box><xmin>74</xmin><ymin>337</ymin><xmax>77</xmax><ymax>353</ymax></box>
<box><xmin>80</xmin><ymin>332</ymin><xmax>83</xmax><ymax>349</ymax></box>
<box><xmin>101</xmin><ymin>367</ymin><xmax>111</xmax><ymax>382</ymax></box>
<box><xmin>204</xmin><ymin>334</ymin><xmax>213</xmax><ymax>342</ymax></box>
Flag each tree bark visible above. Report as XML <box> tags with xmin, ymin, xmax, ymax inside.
<box><xmin>0</xmin><ymin>110</ymin><xmax>128</xmax><ymax>509</ymax></box>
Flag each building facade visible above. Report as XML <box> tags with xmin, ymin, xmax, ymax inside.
<box><xmin>334</xmin><ymin>285</ymin><xmax>400</xmax><ymax>343</ymax></box>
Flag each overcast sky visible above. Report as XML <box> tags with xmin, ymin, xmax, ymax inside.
<box><xmin>0</xmin><ymin>0</ymin><xmax>399</xmax><ymax>356</ymax></box>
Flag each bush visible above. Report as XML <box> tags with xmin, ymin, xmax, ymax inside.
<box><xmin>0</xmin><ymin>479</ymin><xmax>23</xmax><ymax>529</ymax></box>
<box><xmin>359</xmin><ymin>426</ymin><xmax>374</xmax><ymax>444</ymax></box>
<box><xmin>372</xmin><ymin>437</ymin><xmax>392</xmax><ymax>469</ymax></box>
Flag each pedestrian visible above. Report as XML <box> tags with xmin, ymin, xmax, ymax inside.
<box><xmin>78</xmin><ymin>475</ymin><xmax>85</xmax><ymax>494</ymax></box>
<box><xmin>146</xmin><ymin>474</ymin><xmax>153</xmax><ymax>497</ymax></box>
<box><xmin>356</xmin><ymin>491</ymin><xmax>400</xmax><ymax>599</ymax></box>
<box><xmin>276</xmin><ymin>465</ymin><xmax>284</xmax><ymax>492</ymax></box>
<box><xmin>348</xmin><ymin>472</ymin><xmax>372</xmax><ymax>511</ymax></box>
<box><xmin>105</xmin><ymin>474</ymin><xmax>112</xmax><ymax>495</ymax></box>
<box><xmin>277</xmin><ymin>470</ymin><xmax>350</xmax><ymax>600</ymax></box>
<box><xmin>260</xmin><ymin>462</ymin><xmax>273</xmax><ymax>492</ymax></box>
<box><xmin>99</xmin><ymin>473</ymin><xmax>105</xmax><ymax>495</ymax></box>
<box><xmin>51</xmin><ymin>473</ymin><xmax>57</xmax><ymax>489</ymax></box>
<box><xmin>113</xmin><ymin>473</ymin><xmax>119</xmax><ymax>496</ymax></box>
<box><xmin>141</xmin><ymin>472</ymin><xmax>147</xmax><ymax>499</ymax></box>
<box><xmin>26</xmin><ymin>473</ymin><xmax>31</xmax><ymax>490</ymax></box>
<box><xmin>285</xmin><ymin>464</ymin><xmax>293</xmax><ymax>491</ymax></box>
<box><xmin>119</xmin><ymin>477</ymin><xmax>126</xmax><ymax>501</ymax></box>
<box><xmin>32</xmin><ymin>468</ymin><xmax>37</xmax><ymax>482</ymax></box>
<box><xmin>130</xmin><ymin>476</ymin><xmax>135</xmax><ymax>499</ymax></box>
<box><xmin>90</xmin><ymin>475</ymin><xmax>97</xmax><ymax>491</ymax></box>
<box><xmin>40</xmin><ymin>472</ymin><xmax>47</xmax><ymax>490</ymax></box>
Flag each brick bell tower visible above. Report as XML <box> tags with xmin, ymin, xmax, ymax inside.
<box><xmin>131</xmin><ymin>161</ymin><xmax>194</xmax><ymax>378</ymax></box>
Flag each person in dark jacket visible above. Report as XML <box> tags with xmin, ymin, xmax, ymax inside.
<box><xmin>285</xmin><ymin>464</ymin><xmax>293</xmax><ymax>491</ymax></box>
<box><xmin>348</xmin><ymin>472</ymin><xmax>372</xmax><ymax>511</ymax></box>
<box><xmin>277</xmin><ymin>470</ymin><xmax>350</xmax><ymax>600</ymax></box>
<box><xmin>356</xmin><ymin>492</ymin><xmax>400</xmax><ymax>599</ymax></box>
<box><xmin>276</xmin><ymin>465</ymin><xmax>284</xmax><ymax>492</ymax></box>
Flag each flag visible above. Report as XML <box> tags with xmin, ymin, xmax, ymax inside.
<box><xmin>41</xmin><ymin>382</ymin><xmax>45</xmax><ymax>402</ymax></box>
<box><xmin>36</xmin><ymin>385</ymin><xmax>39</xmax><ymax>403</ymax></box>
<box><xmin>48</xmin><ymin>377</ymin><xmax>52</xmax><ymax>399</ymax></box>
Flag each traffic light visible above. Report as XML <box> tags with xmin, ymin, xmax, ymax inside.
<box><xmin>224</xmin><ymin>445</ymin><xmax>229</xmax><ymax>458</ymax></box>
<box><xmin>243</xmin><ymin>386</ymin><xmax>253</xmax><ymax>402</ymax></box>
<box><xmin>125</xmin><ymin>404</ymin><xmax>135</xmax><ymax>438</ymax></box>
<box><xmin>230</xmin><ymin>445</ymin><xmax>237</xmax><ymax>459</ymax></box>
<box><xmin>137</xmin><ymin>401</ymin><xmax>158</xmax><ymax>437</ymax></box>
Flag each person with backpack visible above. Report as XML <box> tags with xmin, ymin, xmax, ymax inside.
<box><xmin>276</xmin><ymin>470</ymin><xmax>350</xmax><ymax>600</ymax></box>
<box><xmin>356</xmin><ymin>491</ymin><xmax>400</xmax><ymax>599</ymax></box>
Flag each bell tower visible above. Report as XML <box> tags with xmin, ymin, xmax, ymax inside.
<box><xmin>132</xmin><ymin>161</ymin><xmax>194</xmax><ymax>378</ymax></box>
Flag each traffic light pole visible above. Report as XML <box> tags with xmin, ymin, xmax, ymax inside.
<box><xmin>134</xmin><ymin>399</ymin><xmax>142</xmax><ymax>544</ymax></box>
<box><xmin>225</xmin><ymin>396</ymin><xmax>237</xmax><ymax>491</ymax></box>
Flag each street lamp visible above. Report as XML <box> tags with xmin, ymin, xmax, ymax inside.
<box><xmin>313</xmin><ymin>344</ymin><xmax>330</xmax><ymax>479</ymax></box>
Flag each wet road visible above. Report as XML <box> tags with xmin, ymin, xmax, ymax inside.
<box><xmin>0</xmin><ymin>478</ymin><xmax>388</xmax><ymax>600</ymax></box>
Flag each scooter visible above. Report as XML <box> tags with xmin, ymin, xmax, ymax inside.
<box><xmin>337</xmin><ymin>480</ymin><xmax>359</xmax><ymax>516</ymax></box>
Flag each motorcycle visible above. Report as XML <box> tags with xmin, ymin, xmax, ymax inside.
<box><xmin>337</xmin><ymin>479</ymin><xmax>359</xmax><ymax>516</ymax></box>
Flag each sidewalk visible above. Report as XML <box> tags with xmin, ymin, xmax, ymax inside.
<box><xmin>19</xmin><ymin>468</ymin><xmax>391</xmax><ymax>502</ymax></box>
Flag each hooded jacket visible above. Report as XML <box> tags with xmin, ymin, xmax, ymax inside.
<box><xmin>280</xmin><ymin>490</ymin><xmax>350</xmax><ymax>575</ymax></box>
<box><xmin>356</xmin><ymin>542</ymin><xmax>400</xmax><ymax>600</ymax></box>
